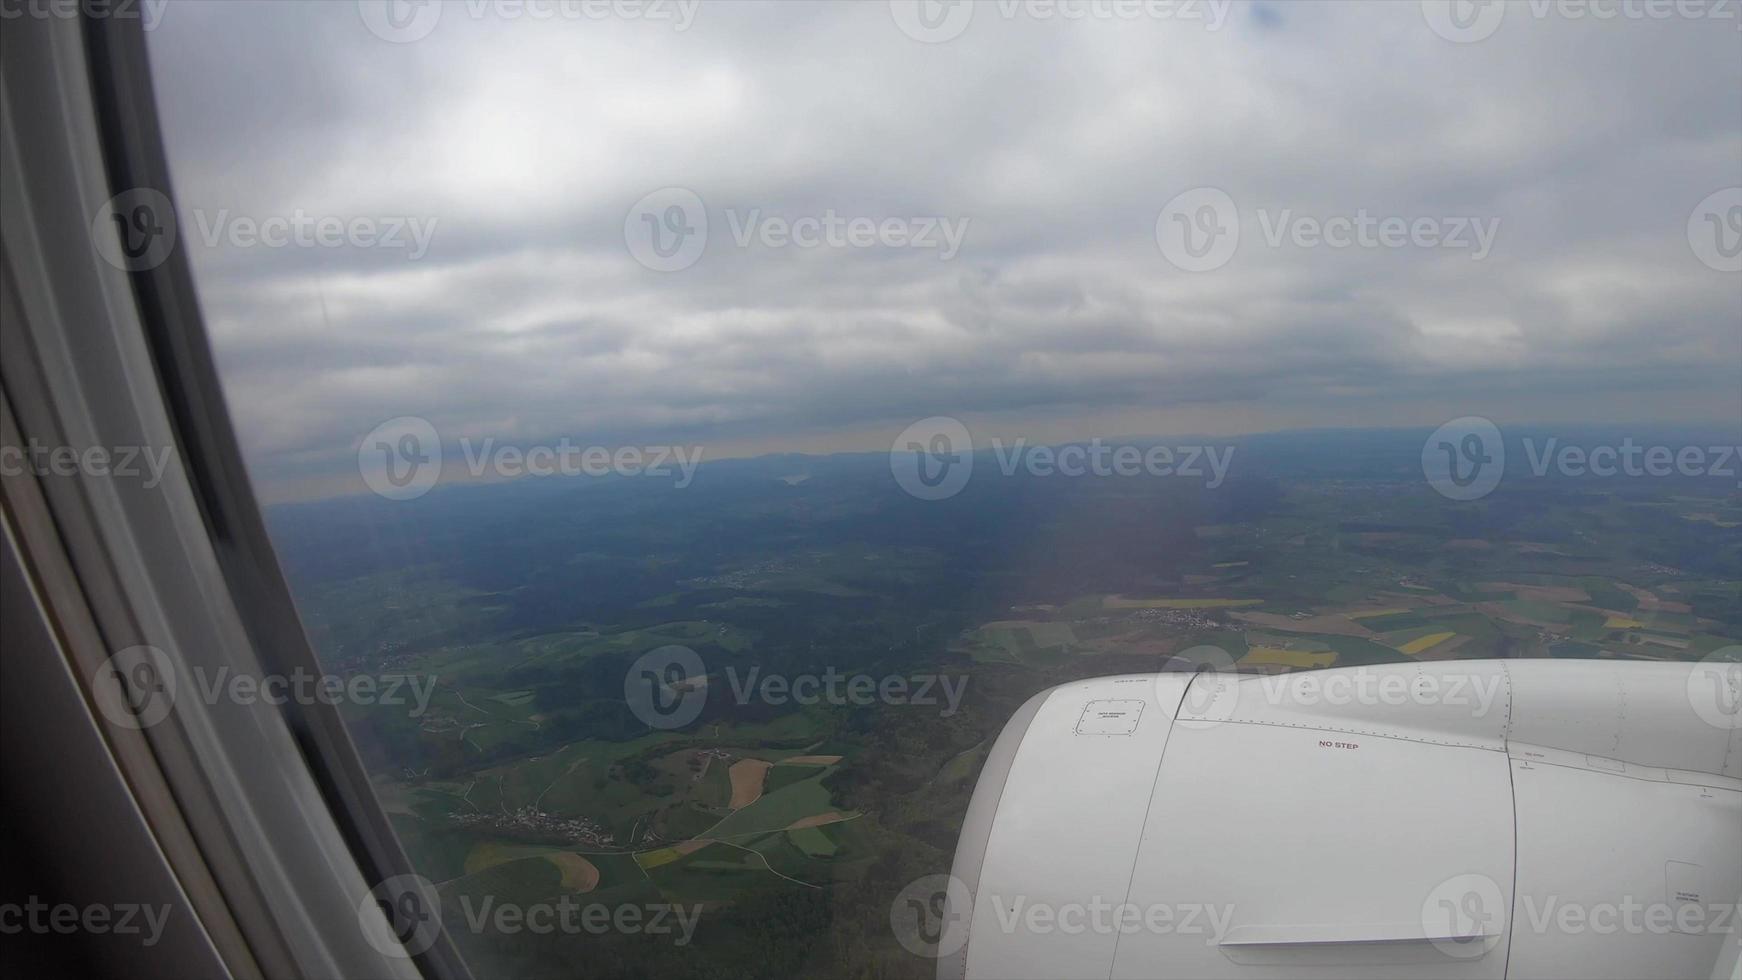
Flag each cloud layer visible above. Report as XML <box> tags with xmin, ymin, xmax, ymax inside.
<box><xmin>145</xmin><ymin>0</ymin><xmax>1742</xmax><ymax>502</ymax></box>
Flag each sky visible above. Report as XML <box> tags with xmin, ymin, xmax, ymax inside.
<box><xmin>144</xmin><ymin>0</ymin><xmax>1742</xmax><ymax>503</ymax></box>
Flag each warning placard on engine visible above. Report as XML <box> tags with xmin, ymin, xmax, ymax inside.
<box><xmin>1075</xmin><ymin>699</ymin><xmax>1145</xmax><ymax>735</ymax></box>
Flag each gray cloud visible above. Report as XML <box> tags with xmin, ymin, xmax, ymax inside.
<box><xmin>144</xmin><ymin>0</ymin><xmax>1742</xmax><ymax>502</ymax></box>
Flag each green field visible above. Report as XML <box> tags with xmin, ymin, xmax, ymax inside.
<box><xmin>290</xmin><ymin>450</ymin><xmax>1739</xmax><ymax>980</ymax></box>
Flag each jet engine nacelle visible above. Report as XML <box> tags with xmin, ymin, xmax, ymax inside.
<box><xmin>941</xmin><ymin>660</ymin><xmax>1742</xmax><ymax>980</ymax></box>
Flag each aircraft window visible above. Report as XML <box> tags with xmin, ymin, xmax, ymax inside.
<box><xmin>139</xmin><ymin>3</ymin><xmax>1741</xmax><ymax>977</ymax></box>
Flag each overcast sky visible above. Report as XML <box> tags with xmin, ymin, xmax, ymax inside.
<box><xmin>146</xmin><ymin>0</ymin><xmax>1741</xmax><ymax>502</ymax></box>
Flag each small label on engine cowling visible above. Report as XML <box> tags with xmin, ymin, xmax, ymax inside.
<box><xmin>1075</xmin><ymin>699</ymin><xmax>1145</xmax><ymax>735</ymax></box>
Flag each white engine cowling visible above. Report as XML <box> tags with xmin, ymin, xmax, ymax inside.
<box><xmin>941</xmin><ymin>660</ymin><xmax>1742</xmax><ymax>980</ymax></box>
